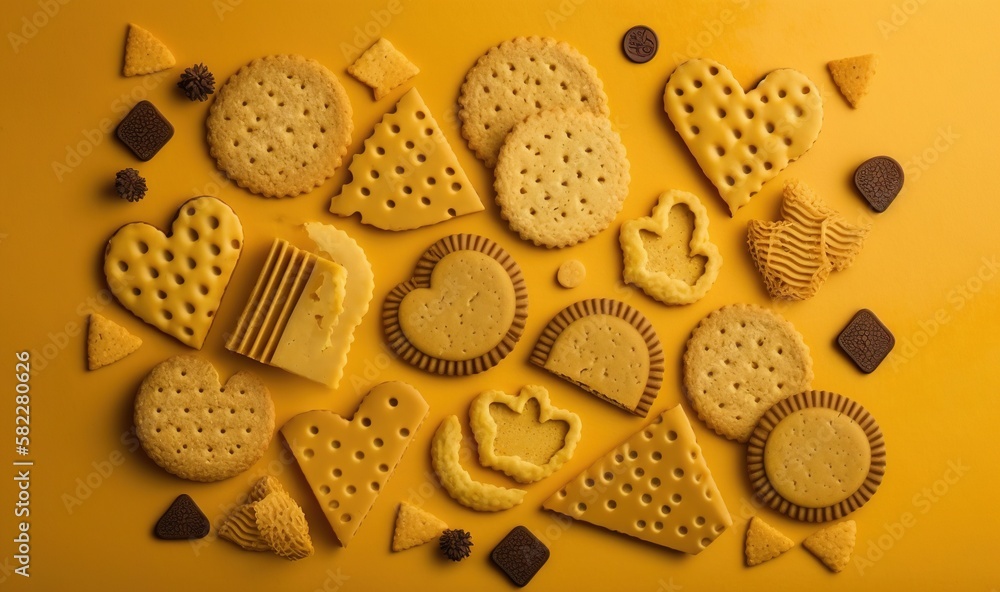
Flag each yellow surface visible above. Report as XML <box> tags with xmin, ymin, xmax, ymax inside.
<box><xmin>1</xmin><ymin>0</ymin><xmax>999</xmax><ymax>588</ymax></box>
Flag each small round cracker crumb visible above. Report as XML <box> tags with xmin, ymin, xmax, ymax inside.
<box><xmin>556</xmin><ymin>259</ymin><xmax>586</xmax><ymax>288</ymax></box>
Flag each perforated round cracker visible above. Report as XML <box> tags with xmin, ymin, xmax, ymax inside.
<box><xmin>683</xmin><ymin>304</ymin><xmax>813</xmax><ymax>442</ymax></box>
<box><xmin>207</xmin><ymin>55</ymin><xmax>353</xmax><ymax>198</ymax></box>
<box><xmin>495</xmin><ymin>109</ymin><xmax>630</xmax><ymax>248</ymax></box>
<box><xmin>459</xmin><ymin>37</ymin><xmax>609</xmax><ymax>168</ymax></box>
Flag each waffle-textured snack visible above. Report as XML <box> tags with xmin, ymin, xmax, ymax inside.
<box><xmin>459</xmin><ymin>36</ymin><xmax>609</xmax><ymax>168</ymax></box>
<box><xmin>281</xmin><ymin>382</ymin><xmax>428</xmax><ymax>546</ymax></box>
<box><xmin>116</xmin><ymin>100</ymin><xmax>174</xmax><ymax>161</ymax></box>
<box><xmin>431</xmin><ymin>415</ymin><xmax>526</xmax><ymax>512</ymax></box>
<box><xmin>744</xmin><ymin>515</ymin><xmax>794</xmax><ymax>566</ymax></box>
<box><xmin>207</xmin><ymin>55</ymin><xmax>353</xmax><ymax>198</ymax></box>
<box><xmin>133</xmin><ymin>355</ymin><xmax>274</xmax><ymax>482</ymax></box>
<box><xmin>329</xmin><ymin>88</ymin><xmax>483</xmax><ymax>230</ymax></box>
<box><xmin>469</xmin><ymin>385</ymin><xmax>582</xmax><ymax>484</ymax></box>
<box><xmin>494</xmin><ymin>109</ymin><xmax>630</xmax><ymax>248</ymax></box>
<box><xmin>837</xmin><ymin>309</ymin><xmax>895</xmax><ymax>373</ymax></box>
<box><xmin>104</xmin><ymin>196</ymin><xmax>243</xmax><ymax>349</ymax></box>
<box><xmin>87</xmin><ymin>313</ymin><xmax>141</xmax><ymax>370</ymax></box>
<box><xmin>491</xmin><ymin>526</ymin><xmax>550</xmax><ymax>586</ymax></box>
<box><xmin>747</xmin><ymin>390</ymin><xmax>886</xmax><ymax>522</ymax></box>
<box><xmin>620</xmin><ymin>189</ymin><xmax>722</xmax><ymax>305</ymax></box>
<box><xmin>347</xmin><ymin>38</ymin><xmax>419</xmax><ymax>100</ymax></box>
<box><xmin>391</xmin><ymin>502</ymin><xmax>448</xmax><ymax>552</ymax></box>
<box><xmin>543</xmin><ymin>405</ymin><xmax>732</xmax><ymax>554</ymax></box>
<box><xmin>531</xmin><ymin>299</ymin><xmax>663</xmax><ymax>417</ymax></box>
<box><xmin>683</xmin><ymin>304</ymin><xmax>813</xmax><ymax>442</ymax></box>
<box><xmin>218</xmin><ymin>476</ymin><xmax>314</xmax><ymax>560</ymax></box>
<box><xmin>663</xmin><ymin>59</ymin><xmax>823</xmax><ymax>215</ymax></box>
<box><xmin>828</xmin><ymin>54</ymin><xmax>878</xmax><ymax>108</ymax></box>
<box><xmin>123</xmin><ymin>23</ymin><xmax>175</xmax><ymax>77</ymax></box>
<box><xmin>384</xmin><ymin>234</ymin><xmax>527</xmax><ymax>375</ymax></box>
<box><xmin>803</xmin><ymin>520</ymin><xmax>857</xmax><ymax>572</ymax></box>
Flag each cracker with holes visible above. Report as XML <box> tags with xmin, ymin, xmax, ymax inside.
<box><xmin>104</xmin><ymin>196</ymin><xmax>243</xmax><ymax>349</ymax></box>
<box><xmin>531</xmin><ymin>299</ymin><xmax>663</xmax><ymax>417</ymax></box>
<box><xmin>133</xmin><ymin>355</ymin><xmax>275</xmax><ymax>482</ymax></box>
<box><xmin>543</xmin><ymin>405</ymin><xmax>732</xmax><ymax>554</ymax></box>
<box><xmin>459</xmin><ymin>36</ymin><xmax>609</xmax><ymax>168</ymax></box>
<box><xmin>329</xmin><ymin>88</ymin><xmax>483</xmax><ymax>230</ymax></box>
<box><xmin>469</xmin><ymin>385</ymin><xmax>582</xmax><ymax>484</ymax></box>
<box><xmin>495</xmin><ymin>108</ymin><xmax>630</xmax><ymax>248</ymax></box>
<box><xmin>683</xmin><ymin>304</ymin><xmax>813</xmax><ymax>442</ymax></box>
<box><xmin>207</xmin><ymin>55</ymin><xmax>353</xmax><ymax>198</ymax></box>
<box><xmin>383</xmin><ymin>234</ymin><xmax>528</xmax><ymax>375</ymax></box>
<box><xmin>347</xmin><ymin>38</ymin><xmax>419</xmax><ymax>100</ymax></box>
<box><xmin>663</xmin><ymin>59</ymin><xmax>823</xmax><ymax>216</ymax></box>
<box><xmin>620</xmin><ymin>189</ymin><xmax>722</xmax><ymax>305</ymax></box>
<box><xmin>281</xmin><ymin>382</ymin><xmax>428</xmax><ymax>547</ymax></box>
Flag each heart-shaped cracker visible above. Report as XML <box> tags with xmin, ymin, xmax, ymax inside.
<box><xmin>134</xmin><ymin>355</ymin><xmax>275</xmax><ymax>482</ymax></box>
<box><xmin>105</xmin><ymin>196</ymin><xmax>243</xmax><ymax>348</ymax></box>
<box><xmin>663</xmin><ymin>59</ymin><xmax>823</xmax><ymax>215</ymax></box>
<box><xmin>620</xmin><ymin>189</ymin><xmax>722</xmax><ymax>305</ymax></box>
<box><xmin>383</xmin><ymin>234</ymin><xmax>528</xmax><ymax>375</ymax></box>
<box><xmin>469</xmin><ymin>385</ymin><xmax>582</xmax><ymax>484</ymax></box>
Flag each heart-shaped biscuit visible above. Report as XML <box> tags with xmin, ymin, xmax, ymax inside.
<box><xmin>134</xmin><ymin>355</ymin><xmax>275</xmax><ymax>482</ymax></box>
<box><xmin>663</xmin><ymin>59</ymin><xmax>823</xmax><ymax>215</ymax></box>
<box><xmin>384</xmin><ymin>234</ymin><xmax>528</xmax><ymax>375</ymax></box>
<box><xmin>469</xmin><ymin>385</ymin><xmax>582</xmax><ymax>484</ymax></box>
<box><xmin>105</xmin><ymin>196</ymin><xmax>243</xmax><ymax>349</ymax></box>
<box><xmin>620</xmin><ymin>189</ymin><xmax>722</xmax><ymax>305</ymax></box>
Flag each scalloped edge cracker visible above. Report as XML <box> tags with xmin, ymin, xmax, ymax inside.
<box><xmin>803</xmin><ymin>520</ymin><xmax>856</xmax><ymax>573</ymax></box>
<box><xmin>745</xmin><ymin>516</ymin><xmax>794</xmax><ymax>566</ymax></box>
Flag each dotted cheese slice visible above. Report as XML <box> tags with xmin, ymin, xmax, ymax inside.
<box><xmin>330</xmin><ymin>88</ymin><xmax>484</xmax><ymax>230</ymax></box>
<box><xmin>543</xmin><ymin>405</ymin><xmax>732</xmax><ymax>555</ymax></box>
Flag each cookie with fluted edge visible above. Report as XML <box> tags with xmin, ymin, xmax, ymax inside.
<box><xmin>459</xmin><ymin>36</ymin><xmax>609</xmax><ymax>168</ymax></box>
<box><xmin>682</xmin><ymin>304</ymin><xmax>813</xmax><ymax>442</ymax></box>
<box><xmin>495</xmin><ymin>109</ymin><xmax>630</xmax><ymax>248</ymax></box>
<box><xmin>207</xmin><ymin>55</ymin><xmax>353</xmax><ymax>198</ymax></box>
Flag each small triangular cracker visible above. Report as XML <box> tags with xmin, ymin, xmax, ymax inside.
<box><xmin>347</xmin><ymin>38</ymin><xmax>419</xmax><ymax>100</ymax></box>
<box><xmin>803</xmin><ymin>520</ymin><xmax>856</xmax><ymax>572</ymax></box>
<box><xmin>392</xmin><ymin>502</ymin><xmax>448</xmax><ymax>551</ymax></box>
<box><xmin>828</xmin><ymin>54</ymin><xmax>878</xmax><ymax>108</ymax></box>
<box><xmin>745</xmin><ymin>516</ymin><xmax>795</xmax><ymax>566</ymax></box>
<box><xmin>87</xmin><ymin>313</ymin><xmax>141</xmax><ymax>370</ymax></box>
<box><xmin>123</xmin><ymin>24</ymin><xmax>176</xmax><ymax>77</ymax></box>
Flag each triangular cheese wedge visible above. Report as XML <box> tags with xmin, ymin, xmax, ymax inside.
<box><xmin>87</xmin><ymin>313</ymin><xmax>141</xmax><ymax>370</ymax></box>
<box><xmin>803</xmin><ymin>520</ymin><xmax>856</xmax><ymax>572</ymax></box>
<box><xmin>123</xmin><ymin>24</ymin><xmax>176</xmax><ymax>77</ymax></box>
<box><xmin>330</xmin><ymin>88</ymin><xmax>483</xmax><ymax>230</ymax></box>
<box><xmin>543</xmin><ymin>405</ymin><xmax>732</xmax><ymax>554</ymax></box>
<box><xmin>392</xmin><ymin>502</ymin><xmax>448</xmax><ymax>551</ymax></box>
<box><xmin>828</xmin><ymin>55</ymin><xmax>877</xmax><ymax>108</ymax></box>
<box><xmin>745</xmin><ymin>516</ymin><xmax>795</xmax><ymax>566</ymax></box>
<box><xmin>281</xmin><ymin>382</ymin><xmax>429</xmax><ymax>547</ymax></box>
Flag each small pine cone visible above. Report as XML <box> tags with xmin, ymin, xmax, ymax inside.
<box><xmin>439</xmin><ymin>529</ymin><xmax>473</xmax><ymax>562</ymax></box>
<box><xmin>115</xmin><ymin>168</ymin><xmax>147</xmax><ymax>202</ymax></box>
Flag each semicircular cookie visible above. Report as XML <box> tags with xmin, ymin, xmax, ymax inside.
<box><xmin>683</xmin><ymin>304</ymin><xmax>813</xmax><ymax>442</ymax></box>
<box><xmin>207</xmin><ymin>55</ymin><xmax>353</xmax><ymax>198</ymax></box>
<box><xmin>459</xmin><ymin>36</ymin><xmax>609</xmax><ymax>168</ymax></box>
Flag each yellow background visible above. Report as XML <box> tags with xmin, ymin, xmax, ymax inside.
<box><xmin>2</xmin><ymin>0</ymin><xmax>999</xmax><ymax>589</ymax></box>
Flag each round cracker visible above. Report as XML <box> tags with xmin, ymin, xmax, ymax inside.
<box><xmin>459</xmin><ymin>36</ymin><xmax>609</xmax><ymax>168</ymax></box>
<box><xmin>207</xmin><ymin>55</ymin><xmax>353</xmax><ymax>198</ymax></box>
<box><xmin>683</xmin><ymin>304</ymin><xmax>813</xmax><ymax>442</ymax></box>
<box><xmin>494</xmin><ymin>109</ymin><xmax>629</xmax><ymax>248</ymax></box>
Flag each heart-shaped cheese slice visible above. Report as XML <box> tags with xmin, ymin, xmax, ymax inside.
<box><xmin>105</xmin><ymin>196</ymin><xmax>243</xmax><ymax>348</ymax></box>
<box><xmin>664</xmin><ymin>59</ymin><xmax>823</xmax><ymax>215</ymax></box>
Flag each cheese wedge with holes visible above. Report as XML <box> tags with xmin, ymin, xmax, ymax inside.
<box><xmin>543</xmin><ymin>405</ymin><xmax>732</xmax><ymax>554</ymax></box>
<box><xmin>329</xmin><ymin>88</ymin><xmax>484</xmax><ymax>230</ymax></box>
<box><xmin>281</xmin><ymin>382</ymin><xmax>428</xmax><ymax>547</ymax></box>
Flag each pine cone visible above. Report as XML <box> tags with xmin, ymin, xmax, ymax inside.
<box><xmin>178</xmin><ymin>63</ymin><xmax>215</xmax><ymax>102</ymax></box>
<box><xmin>115</xmin><ymin>168</ymin><xmax>147</xmax><ymax>202</ymax></box>
<box><xmin>439</xmin><ymin>529</ymin><xmax>473</xmax><ymax>562</ymax></box>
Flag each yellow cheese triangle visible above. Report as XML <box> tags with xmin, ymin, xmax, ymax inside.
<box><xmin>803</xmin><ymin>520</ymin><xmax>856</xmax><ymax>572</ymax></box>
<box><xmin>123</xmin><ymin>24</ymin><xmax>176</xmax><ymax>77</ymax></box>
<box><xmin>745</xmin><ymin>516</ymin><xmax>795</xmax><ymax>566</ymax></box>
<box><xmin>543</xmin><ymin>405</ymin><xmax>732</xmax><ymax>554</ymax></box>
<box><xmin>330</xmin><ymin>88</ymin><xmax>484</xmax><ymax>230</ymax></box>
<box><xmin>281</xmin><ymin>382</ymin><xmax>429</xmax><ymax>547</ymax></box>
<box><xmin>87</xmin><ymin>313</ymin><xmax>141</xmax><ymax>370</ymax></box>
<box><xmin>392</xmin><ymin>502</ymin><xmax>448</xmax><ymax>551</ymax></box>
<box><xmin>828</xmin><ymin>54</ymin><xmax>877</xmax><ymax>108</ymax></box>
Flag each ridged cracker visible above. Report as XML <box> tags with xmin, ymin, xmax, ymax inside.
<box><xmin>459</xmin><ymin>36</ymin><xmax>609</xmax><ymax>168</ymax></box>
<box><xmin>495</xmin><ymin>109</ymin><xmax>630</xmax><ymax>248</ymax></box>
<box><xmin>683</xmin><ymin>304</ymin><xmax>813</xmax><ymax>442</ymax></box>
<box><xmin>207</xmin><ymin>55</ymin><xmax>353</xmax><ymax>198</ymax></box>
